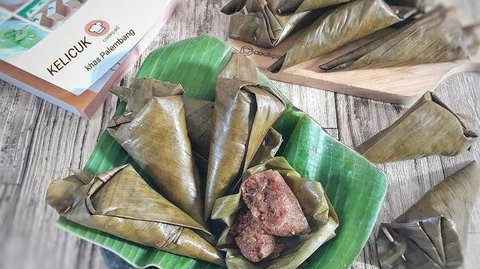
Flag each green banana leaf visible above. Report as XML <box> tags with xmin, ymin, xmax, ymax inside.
<box><xmin>57</xmin><ymin>35</ymin><xmax>387</xmax><ymax>269</ymax></box>
<box><xmin>376</xmin><ymin>162</ymin><xmax>480</xmax><ymax>268</ymax></box>
<box><xmin>273</xmin><ymin>0</ymin><xmax>416</xmax><ymax>71</ymax></box>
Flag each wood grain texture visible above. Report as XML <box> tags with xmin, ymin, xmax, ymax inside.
<box><xmin>0</xmin><ymin>1</ymin><xmax>478</xmax><ymax>269</ymax></box>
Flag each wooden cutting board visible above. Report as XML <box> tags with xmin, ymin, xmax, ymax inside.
<box><xmin>227</xmin><ymin>0</ymin><xmax>480</xmax><ymax>105</ymax></box>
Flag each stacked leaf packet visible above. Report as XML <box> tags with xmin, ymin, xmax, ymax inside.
<box><xmin>221</xmin><ymin>0</ymin><xmax>480</xmax><ymax>72</ymax></box>
<box><xmin>354</xmin><ymin>92</ymin><xmax>479</xmax><ymax>268</ymax></box>
<box><xmin>377</xmin><ymin>162</ymin><xmax>480</xmax><ymax>269</ymax></box>
<box><xmin>357</xmin><ymin>92</ymin><xmax>479</xmax><ymax>163</ymax></box>
<box><xmin>45</xmin><ymin>38</ymin><xmax>388</xmax><ymax>269</ymax></box>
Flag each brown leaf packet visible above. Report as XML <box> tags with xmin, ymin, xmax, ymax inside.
<box><xmin>204</xmin><ymin>78</ymin><xmax>286</xmax><ymax>220</ymax></box>
<box><xmin>223</xmin><ymin>0</ymin><xmax>323</xmax><ymax>48</ymax></box>
<box><xmin>275</xmin><ymin>0</ymin><xmax>352</xmax><ymax>15</ymax></box>
<box><xmin>111</xmin><ymin>78</ymin><xmax>214</xmax><ymax>184</ymax></box>
<box><xmin>357</xmin><ymin>92</ymin><xmax>479</xmax><ymax>164</ymax></box>
<box><xmin>385</xmin><ymin>0</ymin><xmax>441</xmax><ymax>12</ymax></box>
<box><xmin>107</xmin><ymin>92</ymin><xmax>205</xmax><ymax>224</ymax></box>
<box><xmin>271</xmin><ymin>0</ymin><xmax>416</xmax><ymax>71</ymax></box>
<box><xmin>324</xmin><ymin>7</ymin><xmax>471</xmax><ymax>71</ymax></box>
<box><xmin>111</xmin><ymin>78</ymin><xmax>183</xmax><ymax>114</ymax></box>
<box><xmin>211</xmin><ymin>157</ymin><xmax>338</xmax><ymax>269</ymax></box>
<box><xmin>376</xmin><ymin>161</ymin><xmax>480</xmax><ymax>269</ymax></box>
<box><xmin>218</xmin><ymin>51</ymin><xmax>261</xmax><ymax>83</ymax></box>
<box><xmin>46</xmin><ymin>164</ymin><xmax>224</xmax><ymax>265</ymax></box>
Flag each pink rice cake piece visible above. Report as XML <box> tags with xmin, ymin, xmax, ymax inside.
<box><xmin>241</xmin><ymin>169</ymin><xmax>311</xmax><ymax>236</ymax></box>
<box><xmin>230</xmin><ymin>209</ymin><xmax>278</xmax><ymax>263</ymax></box>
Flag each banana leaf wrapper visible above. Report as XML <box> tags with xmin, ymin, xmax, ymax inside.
<box><xmin>385</xmin><ymin>0</ymin><xmax>440</xmax><ymax>12</ymax></box>
<box><xmin>204</xmin><ymin>78</ymin><xmax>286</xmax><ymax>220</ymax></box>
<box><xmin>274</xmin><ymin>0</ymin><xmax>416</xmax><ymax>71</ymax></box>
<box><xmin>211</xmin><ymin>157</ymin><xmax>339</xmax><ymax>269</ymax></box>
<box><xmin>111</xmin><ymin>78</ymin><xmax>214</xmax><ymax>180</ymax></box>
<box><xmin>46</xmin><ymin>164</ymin><xmax>224</xmax><ymax>265</ymax></box>
<box><xmin>376</xmin><ymin>161</ymin><xmax>480</xmax><ymax>269</ymax></box>
<box><xmin>328</xmin><ymin>7</ymin><xmax>471</xmax><ymax>71</ymax></box>
<box><xmin>218</xmin><ymin>51</ymin><xmax>260</xmax><ymax>83</ymax></box>
<box><xmin>223</xmin><ymin>0</ymin><xmax>323</xmax><ymax>48</ymax></box>
<box><xmin>275</xmin><ymin>0</ymin><xmax>351</xmax><ymax>15</ymax></box>
<box><xmin>111</xmin><ymin>78</ymin><xmax>184</xmax><ymax>115</ymax></box>
<box><xmin>107</xmin><ymin>95</ymin><xmax>205</xmax><ymax>224</ymax></box>
<box><xmin>357</xmin><ymin>92</ymin><xmax>479</xmax><ymax>164</ymax></box>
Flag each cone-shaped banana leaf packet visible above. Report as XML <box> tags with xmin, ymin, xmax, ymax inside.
<box><xmin>376</xmin><ymin>161</ymin><xmax>480</xmax><ymax>269</ymax></box>
<box><xmin>326</xmin><ymin>7</ymin><xmax>472</xmax><ymax>71</ymax></box>
<box><xmin>108</xmin><ymin>92</ymin><xmax>205</xmax><ymax>224</ymax></box>
<box><xmin>46</xmin><ymin>164</ymin><xmax>224</xmax><ymax>265</ymax></box>
<box><xmin>111</xmin><ymin>78</ymin><xmax>214</xmax><ymax>181</ymax></box>
<box><xmin>223</xmin><ymin>0</ymin><xmax>324</xmax><ymax>48</ymax></box>
<box><xmin>211</xmin><ymin>157</ymin><xmax>339</xmax><ymax>269</ymax></box>
<box><xmin>357</xmin><ymin>92</ymin><xmax>479</xmax><ymax>164</ymax></box>
<box><xmin>275</xmin><ymin>0</ymin><xmax>351</xmax><ymax>15</ymax></box>
<box><xmin>204</xmin><ymin>78</ymin><xmax>286</xmax><ymax>220</ymax></box>
<box><xmin>273</xmin><ymin>0</ymin><xmax>416</xmax><ymax>71</ymax></box>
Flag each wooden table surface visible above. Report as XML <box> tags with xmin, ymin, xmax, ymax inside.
<box><xmin>1</xmin><ymin>1</ymin><xmax>479</xmax><ymax>269</ymax></box>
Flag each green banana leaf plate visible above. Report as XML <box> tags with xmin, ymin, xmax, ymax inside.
<box><xmin>57</xmin><ymin>35</ymin><xmax>387</xmax><ymax>269</ymax></box>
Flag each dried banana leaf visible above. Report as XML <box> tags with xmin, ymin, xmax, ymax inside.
<box><xmin>111</xmin><ymin>78</ymin><xmax>213</xmax><ymax>164</ymax></box>
<box><xmin>211</xmin><ymin>157</ymin><xmax>339</xmax><ymax>269</ymax></box>
<box><xmin>184</xmin><ymin>98</ymin><xmax>214</xmax><ymax>180</ymax></box>
<box><xmin>275</xmin><ymin>0</ymin><xmax>351</xmax><ymax>15</ymax></box>
<box><xmin>223</xmin><ymin>0</ymin><xmax>322</xmax><ymax>48</ymax></box>
<box><xmin>357</xmin><ymin>92</ymin><xmax>479</xmax><ymax>164</ymax></box>
<box><xmin>250</xmin><ymin>128</ymin><xmax>283</xmax><ymax>166</ymax></box>
<box><xmin>385</xmin><ymin>0</ymin><xmax>440</xmax><ymax>12</ymax></box>
<box><xmin>111</xmin><ymin>78</ymin><xmax>183</xmax><ymax>114</ymax></box>
<box><xmin>228</xmin><ymin>128</ymin><xmax>284</xmax><ymax>195</ymax></box>
<box><xmin>218</xmin><ymin>51</ymin><xmax>260</xmax><ymax>83</ymax></box>
<box><xmin>275</xmin><ymin>0</ymin><xmax>416</xmax><ymax>71</ymax></box>
<box><xmin>204</xmin><ymin>78</ymin><xmax>286</xmax><ymax>220</ymax></box>
<box><xmin>46</xmin><ymin>164</ymin><xmax>224</xmax><ymax>265</ymax></box>
<box><xmin>376</xmin><ymin>161</ymin><xmax>480</xmax><ymax>269</ymax></box>
<box><xmin>108</xmin><ymin>95</ymin><xmax>204</xmax><ymax>224</ymax></box>
<box><xmin>335</xmin><ymin>8</ymin><xmax>470</xmax><ymax>71</ymax></box>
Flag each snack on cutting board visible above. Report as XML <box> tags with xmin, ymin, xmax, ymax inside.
<box><xmin>222</xmin><ymin>0</ymin><xmax>479</xmax><ymax>72</ymax></box>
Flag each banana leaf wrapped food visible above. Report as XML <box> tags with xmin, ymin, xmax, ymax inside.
<box><xmin>204</xmin><ymin>78</ymin><xmax>286</xmax><ymax>220</ymax></box>
<box><xmin>112</xmin><ymin>78</ymin><xmax>214</xmax><ymax>180</ymax></box>
<box><xmin>222</xmin><ymin>0</ymin><xmax>324</xmax><ymax>48</ymax></box>
<box><xmin>275</xmin><ymin>0</ymin><xmax>352</xmax><ymax>15</ymax></box>
<box><xmin>385</xmin><ymin>0</ymin><xmax>441</xmax><ymax>12</ymax></box>
<box><xmin>108</xmin><ymin>83</ymin><xmax>205</xmax><ymax>224</ymax></box>
<box><xmin>46</xmin><ymin>164</ymin><xmax>224</xmax><ymax>265</ymax></box>
<box><xmin>212</xmin><ymin>157</ymin><xmax>339</xmax><ymax>268</ymax></box>
<box><xmin>357</xmin><ymin>92</ymin><xmax>479</xmax><ymax>164</ymax></box>
<box><xmin>376</xmin><ymin>161</ymin><xmax>480</xmax><ymax>269</ymax></box>
<box><xmin>271</xmin><ymin>0</ymin><xmax>416</xmax><ymax>71</ymax></box>
<box><xmin>321</xmin><ymin>7</ymin><xmax>473</xmax><ymax>72</ymax></box>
